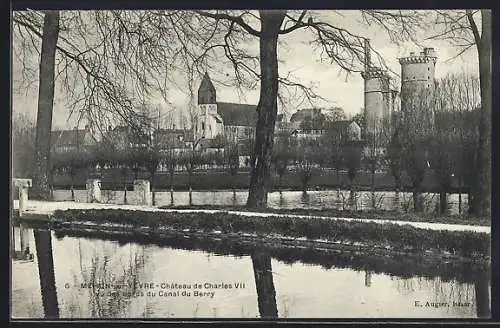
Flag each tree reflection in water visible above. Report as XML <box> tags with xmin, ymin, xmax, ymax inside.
<box><xmin>34</xmin><ymin>229</ymin><xmax>59</xmax><ymax>318</ymax></box>
<box><xmin>50</xmin><ymin>227</ymin><xmax>489</xmax><ymax>318</ymax></box>
<box><xmin>68</xmin><ymin>243</ymin><xmax>150</xmax><ymax>318</ymax></box>
<box><xmin>394</xmin><ymin>273</ymin><xmax>490</xmax><ymax>317</ymax></box>
<box><xmin>474</xmin><ymin>269</ymin><xmax>490</xmax><ymax>318</ymax></box>
<box><xmin>251</xmin><ymin>246</ymin><xmax>278</xmax><ymax>319</ymax></box>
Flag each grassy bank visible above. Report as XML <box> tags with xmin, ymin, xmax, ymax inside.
<box><xmin>51</xmin><ymin>209</ymin><xmax>490</xmax><ymax>259</ymax></box>
<box><xmin>158</xmin><ymin>205</ymin><xmax>490</xmax><ymax>227</ymax></box>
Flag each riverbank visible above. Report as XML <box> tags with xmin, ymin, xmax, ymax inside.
<box><xmin>11</xmin><ymin>199</ymin><xmax>488</xmax><ymax>259</ymax></box>
<box><xmin>158</xmin><ymin>205</ymin><xmax>490</xmax><ymax>227</ymax></box>
<box><xmin>48</xmin><ymin>208</ymin><xmax>489</xmax><ymax>258</ymax></box>
<box><xmin>12</xmin><ymin>200</ymin><xmax>490</xmax><ymax>233</ymax></box>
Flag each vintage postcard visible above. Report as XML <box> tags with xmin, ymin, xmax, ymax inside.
<box><xmin>10</xmin><ymin>8</ymin><xmax>491</xmax><ymax>320</ymax></box>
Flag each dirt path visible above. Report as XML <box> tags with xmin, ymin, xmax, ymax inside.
<box><xmin>12</xmin><ymin>200</ymin><xmax>490</xmax><ymax>234</ymax></box>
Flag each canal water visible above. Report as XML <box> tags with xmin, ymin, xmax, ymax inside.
<box><xmin>52</xmin><ymin>189</ymin><xmax>468</xmax><ymax>215</ymax></box>
<box><xmin>11</xmin><ymin>226</ymin><xmax>490</xmax><ymax>319</ymax></box>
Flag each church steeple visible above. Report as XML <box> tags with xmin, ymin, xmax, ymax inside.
<box><xmin>198</xmin><ymin>72</ymin><xmax>217</xmax><ymax>104</ymax></box>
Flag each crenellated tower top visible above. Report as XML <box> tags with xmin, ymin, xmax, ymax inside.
<box><xmin>398</xmin><ymin>48</ymin><xmax>437</xmax><ymax>65</ymax></box>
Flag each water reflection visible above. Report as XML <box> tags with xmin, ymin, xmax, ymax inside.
<box><xmin>251</xmin><ymin>246</ymin><xmax>278</xmax><ymax>318</ymax></box>
<box><xmin>475</xmin><ymin>269</ymin><xmax>491</xmax><ymax>318</ymax></box>
<box><xmin>12</xmin><ymin>226</ymin><xmax>490</xmax><ymax>319</ymax></box>
<box><xmin>33</xmin><ymin>229</ymin><xmax>59</xmax><ymax>318</ymax></box>
<box><xmin>52</xmin><ymin>189</ymin><xmax>469</xmax><ymax>215</ymax></box>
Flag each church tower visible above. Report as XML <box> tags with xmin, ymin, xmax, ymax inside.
<box><xmin>195</xmin><ymin>72</ymin><xmax>221</xmax><ymax>140</ymax></box>
<box><xmin>198</xmin><ymin>72</ymin><xmax>217</xmax><ymax>104</ymax></box>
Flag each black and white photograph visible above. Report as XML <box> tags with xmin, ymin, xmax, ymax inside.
<box><xmin>10</xmin><ymin>8</ymin><xmax>491</xmax><ymax>320</ymax></box>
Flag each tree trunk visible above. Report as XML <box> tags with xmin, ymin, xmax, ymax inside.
<box><xmin>458</xmin><ymin>176</ymin><xmax>463</xmax><ymax>214</ymax></box>
<box><xmin>468</xmin><ymin>191</ymin><xmax>474</xmax><ymax>214</ymax></box>
<box><xmin>151</xmin><ymin>174</ymin><xmax>156</xmax><ymax>206</ymax></box>
<box><xmin>246</xmin><ymin>11</ymin><xmax>286</xmax><ymax>209</ymax></box>
<box><xmin>413</xmin><ymin>190</ymin><xmax>422</xmax><ymax>213</ymax></box>
<box><xmin>34</xmin><ymin>229</ymin><xmax>59</xmax><ymax>318</ymax></box>
<box><xmin>371</xmin><ymin>168</ymin><xmax>376</xmax><ymax>210</ymax></box>
<box><xmin>471</xmin><ymin>10</ymin><xmax>492</xmax><ymax>217</ymax></box>
<box><xmin>70</xmin><ymin>173</ymin><xmax>75</xmax><ymax>201</ymax></box>
<box><xmin>170</xmin><ymin>171</ymin><xmax>174</xmax><ymax>205</ymax></box>
<box><xmin>124</xmin><ymin>184</ymin><xmax>127</xmax><ymax>204</ymax></box>
<box><xmin>188</xmin><ymin>170</ymin><xmax>193</xmax><ymax>206</ymax></box>
<box><xmin>32</xmin><ymin>11</ymin><xmax>60</xmax><ymax>200</ymax></box>
<box><xmin>439</xmin><ymin>191</ymin><xmax>447</xmax><ymax>215</ymax></box>
<box><xmin>251</xmin><ymin>247</ymin><xmax>278</xmax><ymax>318</ymax></box>
<box><xmin>302</xmin><ymin>173</ymin><xmax>308</xmax><ymax>194</ymax></box>
<box><xmin>394</xmin><ymin>189</ymin><xmax>400</xmax><ymax>212</ymax></box>
<box><xmin>336</xmin><ymin>168</ymin><xmax>341</xmax><ymax>196</ymax></box>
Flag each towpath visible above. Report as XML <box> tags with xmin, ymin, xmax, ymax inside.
<box><xmin>12</xmin><ymin>200</ymin><xmax>490</xmax><ymax>234</ymax></box>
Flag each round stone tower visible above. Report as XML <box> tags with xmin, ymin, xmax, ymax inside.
<box><xmin>362</xmin><ymin>67</ymin><xmax>392</xmax><ymax>138</ymax></box>
<box><xmin>398</xmin><ymin>48</ymin><xmax>437</xmax><ymax>128</ymax></box>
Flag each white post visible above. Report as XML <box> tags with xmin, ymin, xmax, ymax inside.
<box><xmin>13</xmin><ymin>179</ymin><xmax>32</xmax><ymax>260</ymax></box>
<box><xmin>19</xmin><ymin>223</ymin><xmax>30</xmax><ymax>255</ymax></box>
<box><xmin>14</xmin><ymin>178</ymin><xmax>32</xmax><ymax>217</ymax></box>
<box><xmin>133</xmin><ymin>179</ymin><xmax>151</xmax><ymax>206</ymax></box>
<box><xmin>86</xmin><ymin>179</ymin><xmax>101</xmax><ymax>203</ymax></box>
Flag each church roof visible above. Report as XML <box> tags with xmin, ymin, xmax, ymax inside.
<box><xmin>217</xmin><ymin>102</ymin><xmax>258</xmax><ymax>127</ymax></box>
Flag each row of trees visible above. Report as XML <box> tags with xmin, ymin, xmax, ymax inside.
<box><xmin>270</xmin><ymin>73</ymin><xmax>481</xmax><ymax>215</ymax></box>
<box><xmin>50</xmin><ymin>141</ymin><xmax>241</xmax><ymax>205</ymax></box>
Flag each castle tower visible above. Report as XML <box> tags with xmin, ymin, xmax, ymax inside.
<box><xmin>398</xmin><ymin>48</ymin><xmax>437</xmax><ymax>129</ymax></box>
<box><xmin>361</xmin><ymin>39</ymin><xmax>393</xmax><ymax>143</ymax></box>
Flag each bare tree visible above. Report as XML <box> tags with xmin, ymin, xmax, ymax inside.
<box><xmin>13</xmin><ymin>10</ymin><xmax>186</xmax><ymax>198</ymax></box>
<box><xmin>400</xmin><ymin>84</ymin><xmax>435</xmax><ymax>213</ymax></box>
<box><xmin>225</xmin><ymin>143</ymin><xmax>240</xmax><ymax>199</ymax></box>
<box><xmin>272</xmin><ymin>132</ymin><xmax>294</xmax><ymax>193</ymax></box>
<box><xmin>167</xmin><ymin>9</ymin><xmax>423</xmax><ymax>208</ymax></box>
<box><xmin>28</xmin><ymin>11</ymin><xmax>60</xmax><ymax>199</ymax></box>
<box><xmin>344</xmin><ymin>140</ymin><xmax>364</xmax><ymax>208</ymax></box>
<box><xmin>434</xmin><ymin>73</ymin><xmax>480</xmax><ymax>214</ymax></box>
<box><xmin>387</xmin><ymin>117</ymin><xmax>404</xmax><ymax>209</ymax></box>
<box><xmin>12</xmin><ymin>113</ymin><xmax>36</xmax><ymax>179</ymax></box>
<box><xmin>364</xmin><ymin>118</ymin><xmax>385</xmax><ymax>209</ymax></box>
<box><xmin>427</xmin><ymin>10</ymin><xmax>491</xmax><ymax>216</ymax></box>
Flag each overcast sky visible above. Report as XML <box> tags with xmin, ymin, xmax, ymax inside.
<box><xmin>12</xmin><ymin>10</ymin><xmax>481</xmax><ymax>130</ymax></box>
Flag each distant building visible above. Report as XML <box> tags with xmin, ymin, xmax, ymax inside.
<box><xmin>51</xmin><ymin>125</ymin><xmax>96</xmax><ymax>153</ymax></box>
<box><xmin>195</xmin><ymin>72</ymin><xmax>262</xmax><ymax>148</ymax></box>
<box><xmin>154</xmin><ymin>128</ymin><xmax>194</xmax><ymax>153</ymax></box>
<box><xmin>290</xmin><ymin>120</ymin><xmax>362</xmax><ymax>142</ymax></box>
